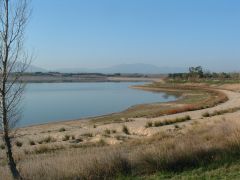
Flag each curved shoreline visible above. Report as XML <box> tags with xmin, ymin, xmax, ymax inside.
<box><xmin>19</xmin><ymin>83</ymin><xmax>228</xmax><ymax>129</ymax></box>
<box><xmin>19</xmin><ymin>83</ymin><xmax>179</xmax><ymax>128</ymax></box>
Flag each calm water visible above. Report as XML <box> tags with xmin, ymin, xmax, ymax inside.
<box><xmin>19</xmin><ymin>82</ymin><xmax>177</xmax><ymax>127</ymax></box>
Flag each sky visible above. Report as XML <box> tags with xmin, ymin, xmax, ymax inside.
<box><xmin>26</xmin><ymin>0</ymin><xmax>240</xmax><ymax>72</ymax></box>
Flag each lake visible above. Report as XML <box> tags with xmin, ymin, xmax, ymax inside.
<box><xmin>19</xmin><ymin>82</ymin><xmax>177</xmax><ymax>127</ymax></box>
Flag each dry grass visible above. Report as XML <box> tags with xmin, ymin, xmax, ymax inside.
<box><xmin>202</xmin><ymin>107</ymin><xmax>240</xmax><ymax>118</ymax></box>
<box><xmin>81</xmin><ymin>133</ymin><xmax>93</xmax><ymax>137</ymax></box>
<box><xmin>1</xmin><ymin>118</ymin><xmax>240</xmax><ymax>179</ymax></box>
<box><xmin>146</xmin><ymin>115</ymin><xmax>191</xmax><ymax>128</ymax></box>
<box><xmin>37</xmin><ymin>136</ymin><xmax>56</xmax><ymax>144</ymax></box>
<box><xmin>145</xmin><ymin>121</ymin><xmax>153</xmax><ymax>128</ymax></box>
<box><xmin>62</xmin><ymin>134</ymin><xmax>70</xmax><ymax>141</ymax></box>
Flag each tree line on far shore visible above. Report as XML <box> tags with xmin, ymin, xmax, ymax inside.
<box><xmin>168</xmin><ymin>66</ymin><xmax>240</xmax><ymax>81</ymax></box>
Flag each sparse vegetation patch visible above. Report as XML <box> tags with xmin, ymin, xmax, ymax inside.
<box><xmin>146</xmin><ymin>115</ymin><xmax>191</xmax><ymax>128</ymax></box>
<box><xmin>202</xmin><ymin>107</ymin><xmax>240</xmax><ymax>118</ymax></box>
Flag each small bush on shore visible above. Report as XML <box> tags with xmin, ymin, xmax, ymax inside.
<box><xmin>201</xmin><ymin>107</ymin><xmax>240</xmax><ymax>118</ymax></box>
<box><xmin>59</xmin><ymin>127</ymin><xmax>66</xmax><ymax>132</ymax></box>
<box><xmin>34</xmin><ymin>145</ymin><xmax>50</xmax><ymax>154</ymax></box>
<box><xmin>146</xmin><ymin>115</ymin><xmax>192</xmax><ymax>128</ymax></box>
<box><xmin>43</xmin><ymin>136</ymin><xmax>56</xmax><ymax>143</ymax></box>
<box><xmin>71</xmin><ymin>135</ymin><xmax>75</xmax><ymax>140</ymax></box>
<box><xmin>0</xmin><ymin>144</ymin><xmax>5</xmax><ymax>149</ymax></box>
<box><xmin>98</xmin><ymin>139</ymin><xmax>106</xmax><ymax>146</ymax></box>
<box><xmin>81</xmin><ymin>133</ymin><xmax>93</xmax><ymax>137</ymax></box>
<box><xmin>145</xmin><ymin>121</ymin><xmax>153</xmax><ymax>128</ymax></box>
<box><xmin>33</xmin><ymin>145</ymin><xmax>64</xmax><ymax>154</ymax></box>
<box><xmin>104</xmin><ymin>129</ymin><xmax>111</xmax><ymax>135</ymax></box>
<box><xmin>122</xmin><ymin>125</ymin><xmax>130</xmax><ymax>135</ymax></box>
<box><xmin>62</xmin><ymin>135</ymin><xmax>70</xmax><ymax>141</ymax></box>
<box><xmin>15</xmin><ymin>141</ymin><xmax>23</xmax><ymax>147</ymax></box>
<box><xmin>37</xmin><ymin>140</ymin><xmax>43</xmax><ymax>144</ymax></box>
<box><xmin>174</xmin><ymin>124</ymin><xmax>180</xmax><ymax>129</ymax></box>
<box><xmin>202</xmin><ymin>112</ymin><xmax>210</xmax><ymax>117</ymax></box>
<box><xmin>29</xmin><ymin>140</ymin><xmax>36</xmax><ymax>146</ymax></box>
<box><xmin>112</xmin><ymin>130</ymin><xmax>117</xmax><ymax>133</ymax></box>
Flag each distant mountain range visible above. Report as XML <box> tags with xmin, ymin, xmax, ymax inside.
<box><xmin>26</xmin><ymin>63</ymin><xmax>188</xmax><ymax>74</ymax></box>
<box><xmin>27</xmin><ymin>65</ymin><xmax>48</xmax><ymax>72</ymax></box>
<box><xmin>53</xmin><ymin>63</ymin><xmax>188</xmax><ymax>74</ymax></box>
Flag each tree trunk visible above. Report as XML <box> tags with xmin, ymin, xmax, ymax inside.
<box><xmin>2</xmin><ymin>94</ymin><xmax>22</xmax><ymax>180</ymax></box>
<box><xmin>3</xmin><ymin>131</ymin><xmax>22</xmax><ymax>180</ymax></box>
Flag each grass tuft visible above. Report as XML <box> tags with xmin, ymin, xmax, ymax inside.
<box><xmin>59</xmin><ymin>127</ymin><xmax>66</xmax><ymax>132</ymax></box>
<box><xmin>0</xmin><ymin>144</ymin><xmax>5</xmax><ymax>149</ymax></box>
<box><xmin>145</xmin><ymin>121</ymin><xmax>153</xmax><ymax>128</ymax></box>
<box><xmin>29</xmin><ymin>140</ymin><xmax>36</xmax><ymax>146</ymax></box>
<box><xmin>15</xmin><ymin>141</ymin><xmax>23</xmax><ymax>147</ymax></box>
<box><xmin>146</xmin><ymin>115</ymin><xmax>192</xmax><ymax>128</ymax></box>
<box><xmin>62</xmin><ymin>134</ymin><xmax>70</xmax><ymax>141</ymax></box>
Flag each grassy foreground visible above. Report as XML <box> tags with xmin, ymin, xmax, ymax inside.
<box><xmin>2</xmin><ymin>117</ymin><xmax>240</xmax><ymax>179</ymax></box>
<box><xmin>123</xmin><ymin>161</ymin><xmax>240</xmax><ymax>179</ymax></box>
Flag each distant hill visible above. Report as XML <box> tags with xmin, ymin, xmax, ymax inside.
<box><xmin>56</xmin><ymin>63</ymin><xmax>188</xmax><ymax>74</ymax></box>
<box><xmin>27</xmin><ymin>65</ymin><xmax>48</xmax><ymax>72</ymax></box>
<box><xmin>10</xmin><ymin>63</ymin><xmax>48</xmax><ymax>73</ymax></box>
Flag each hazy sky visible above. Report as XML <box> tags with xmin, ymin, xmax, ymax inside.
<box><xmin>26</xmin><ymin>0</ymin><xmax>240</xmax><ymax>71</ymax></box>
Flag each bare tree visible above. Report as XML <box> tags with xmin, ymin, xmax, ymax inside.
<box><xmin>0</xmin><ymin>0</ymin><xmax>30</xmax><ymax>179</ymax></box>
